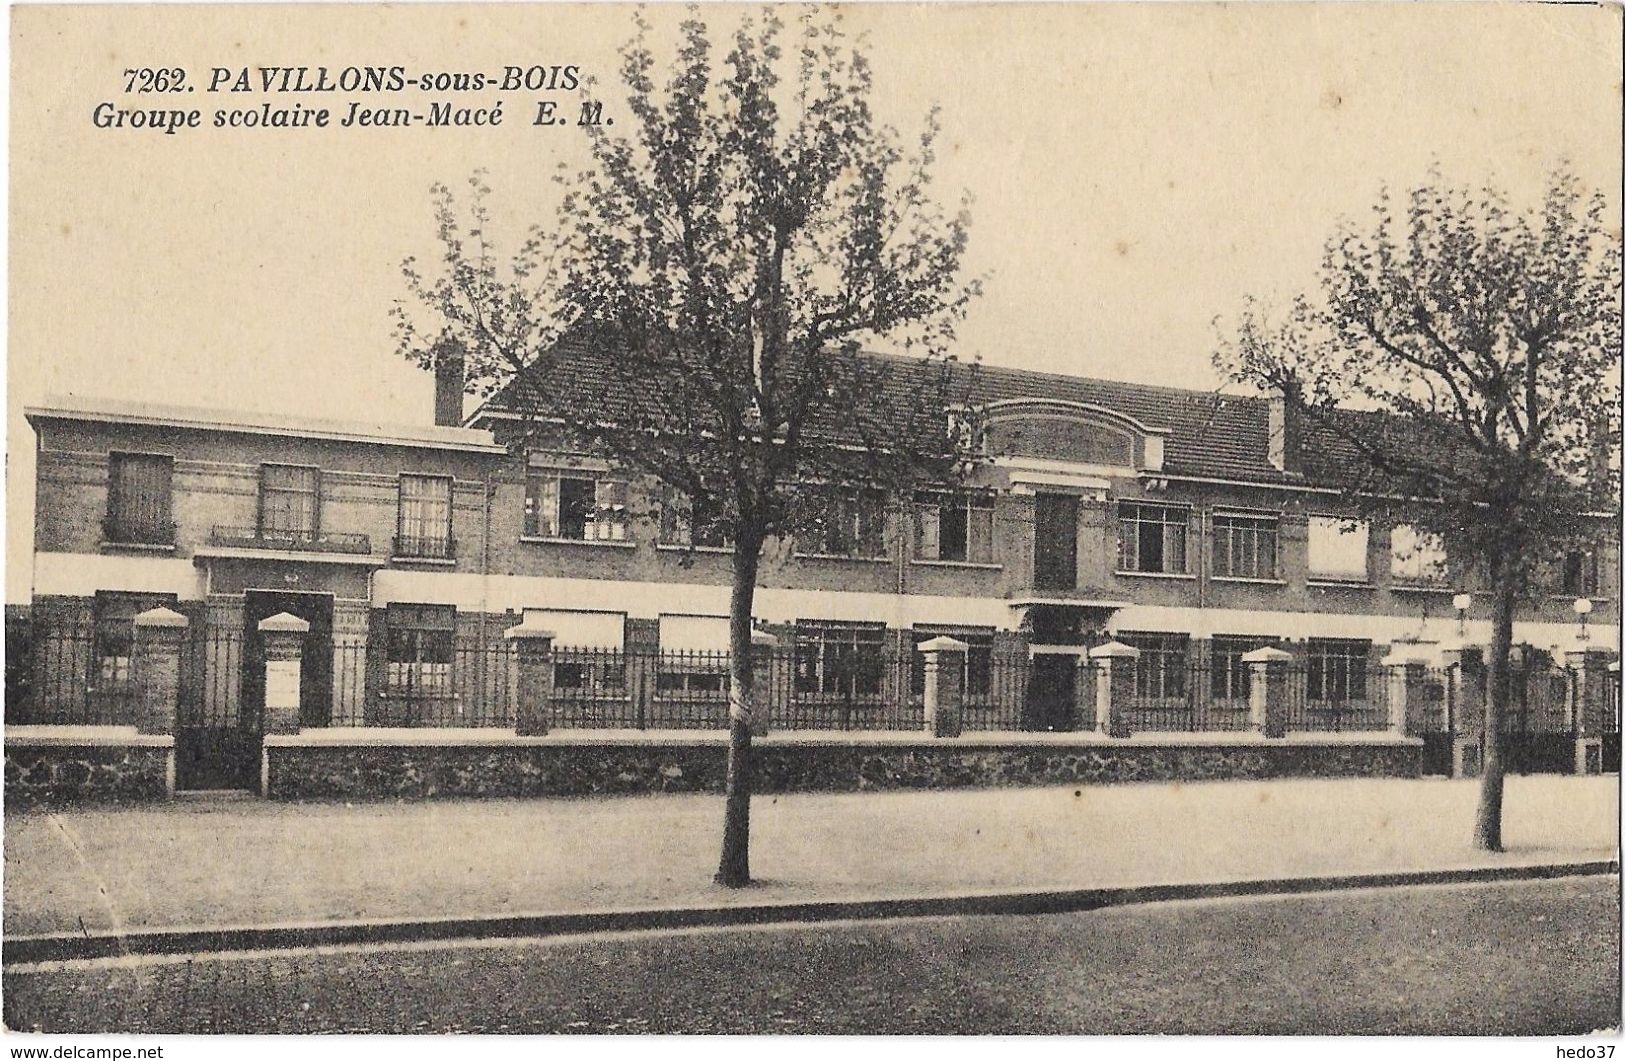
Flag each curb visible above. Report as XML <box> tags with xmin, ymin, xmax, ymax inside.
<box><xmin>4</xmin><ymin>859</ymin><xmax>1617</xmax><ymax>966</ymax></box>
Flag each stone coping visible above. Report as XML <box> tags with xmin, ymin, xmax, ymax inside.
<box><xmin>266</xmin><ymin>727</ymin><xmax>1422</xmax><ymax>749</ymax></box>
<box><xmin>5</xmin><ymin>726</ymin><xmax>174</xmax><ymax>748</ymax></box>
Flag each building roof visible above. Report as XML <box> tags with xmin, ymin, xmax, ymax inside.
<box><xmin>25</xmin><ymin>394</ymin><xmax>509</xmax><ymax>455</ymax></box>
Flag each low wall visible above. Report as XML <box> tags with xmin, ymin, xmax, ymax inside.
<box><xmin>4</xmin><ymin>728</ymin><xmax>174</xmax><ymax>805</ymax></box>
<box><xmin>263</xmin><ymin>730</ymin><xmax>1424</xmax><ymax>800</ymax></box>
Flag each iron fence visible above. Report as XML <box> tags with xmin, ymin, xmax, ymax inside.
<box><xmin>7</xmin><ymin>615</ymin><xmax>1617</xmax><ymax>740</ymax></box>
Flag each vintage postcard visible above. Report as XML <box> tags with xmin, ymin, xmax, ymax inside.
<box><xmin>2</xmin><ymin>0</ymin><xmax>1620</xmax><ymax>1049</ymax></box>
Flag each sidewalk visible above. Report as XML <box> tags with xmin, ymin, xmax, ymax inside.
<box><xmin>4</xmin><ymin>775</ymin><xmax>1617</xmax><ymax>939</ymax></box>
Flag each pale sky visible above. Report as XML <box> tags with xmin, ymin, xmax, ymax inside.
<box><xmin>7</xmin><ymin>2</ymin><xmax>1622</xmax><ymax>602</ymax></box>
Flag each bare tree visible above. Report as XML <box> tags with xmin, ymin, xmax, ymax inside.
<box><xmin>394</xmin><ymin>8</ymin><xmax>982</xmax><ymax>886</ymax></box>
<box><xmin>1216</xmin><ymin>167</ymin><xmax>1621</xmax><ymax>850</ymax></box>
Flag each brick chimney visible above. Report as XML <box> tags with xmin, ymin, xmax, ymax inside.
<box><xmin>1267</xmin><ymin>389</ymin><xmax>1301</xmax><ymax>474</ymax></box>
<box><xmin>432</xmin><ymin>339</ymin><xmax>465</xmax><ymax>427</ymax></box>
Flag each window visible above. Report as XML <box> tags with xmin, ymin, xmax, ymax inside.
<box><xmin>909</xmin><ymin>628</ymin><xmax>995</xmax><ymax>698</ymax></box>
<box><xmin>92</xmin><ymin>591</ymin><xmax>177</xmax><ymax>692</ymax></box>
<box><xmin>659</xmin><ymin>486</ymin><xmax>732</xmax><ymax>549</ymax></box>
<box><xmin>1562</xmin><ymin>549</ymin><xmax>1600</xmax><ymax>597</ymax></box>
<box><xmin>384</xmin><ymin>604</ymin><xmax>455</xmax><ymax>697</ymax></box>
<box><xmin>1305</xmin><ymin>639</ymin><xmax>1370</xmax><ymax>703</ymax></box>
<box><xmin>396</xmin><ymin>475</ymin><xmax>454</xmax><ymax>559</ymax></box>
<box><xmin>914</xmin><ymin>492</ymin><xmax>994</xmax><ymax>564</ymax></box>
<box><xmin>1210</xmin><ymin>635</ymin><xmax>1283</xmax><ymax>701</ymax></box>
<box><xmin>1307</xmin><ymin>516</ymin><xmax>1370</xmax><ymax>582</ymax></box>
<box><xmin>1390</xmin><ymin>524</ymin><xmax>1447</xmax><ymax>584</ymax></box>
<box><xmin>1212</xmin><ymin>513</ymin><xmax>1278</xmax><ymax>580</ymax></box>
<box><xmin>525</xmin><ymin>472</ymin><xmax>628</xmax><ymax>541</ymax></box>
<box><xmin>259</xmin><ymin>464</ymin><xmax>320</xmax><ymax>541</ymax></box>
<box><xmin>794</xmin><ymin>622</ymin><xmax>885</xmax><ymax>698</ymax></box>
<box><xmin>799</xmin><ymin>491</ymin><xmax>887</xmax><ymax>559</ymax></box>
<box><xmin>1118</xmin><ymin>503</ymin><xmax>1189</xmax><ymax>574</ymax></box>
<box><xmin>1116</xmin><ymin>632</ymin><xmax>1189</xmax><ymax>699</ymax></box>
<box><xmin>526</xmin><ymin>608</ymin><xmax>627</xmax><ymax>695</ymax></box>
<box><xmin>105</xmin><ymin>453</ymin><xmax>174</xmax><ymax>545</ymax></box>
<box><xmin>656</xmin><ymin>614</ymin><xmax>729</xmax><ymax>697</ymax></box>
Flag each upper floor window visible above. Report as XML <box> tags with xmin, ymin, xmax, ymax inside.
<box><xmin>794</xmin><ymin>621</ymin><xmax>885</xmax><ymax>698</ymax></box>
<box><xmin>396</xmin><ymin>475</ymin><xmax>454</xmax><ymax>559</ymax></box>
<box><xmin>1562</xmin><ymin>549</ymin><xmax>1600</xmax><ymax>597</ymax></box>
<box><xmin>105</xmin><ymin>452</ymin><xmax>173</xmax><ymax>545</ymax></box>
<box><xmin>1212</xmin><ymin>513</ymin><xmax>1278</xmax><ymax>580</ymax></box>
<box><xmin>1116</xmin><ymin>631</ymin><xmax>1189</xmax><ymax>699</ymax></box>
<box><xmin>1390</xmin><ymin>523</ymin><xmax>1448</xmax><ymax>585</ymax></box>
<box><xmin>799</xmin><ymin>490</ymin><xmax>887</xmax><ymax>559</ymax></box>
<box><xmin>1307</xmin><ymin>516</ymin><xmax>1369</xmax><ymax>583</ymax></box>
<box><xmin>525</xmin><ymin>472</ymin><xmax>628</xmax><ymax>541</ymax></box>
<box><xmin>1305</xmin><ymin>638</ymin><xmax>1370</xmax><ymax>703</ymax></box>
<box><xmin>659</xmin><ymin>486</ymin><xmax>732</xmax><ymax>549</ymax></box>
<box><xmin>384</xmin><ymin>603</ymin><xmax>455</xmax><ymax>698</ymax></box>
<box><xmin>1118</xmin><ymin>503</ymin><xmax>1189</xmax><ymax>574</ymax></box>
<box><xmin>914</xmin><ymin>492</ymin><xmax>994</xmax><ymax>564</ymax></box>
<box><xmin>259</xmin><ymin>464</ymin><xmax>320</xmax><ymax>542</ymax></box>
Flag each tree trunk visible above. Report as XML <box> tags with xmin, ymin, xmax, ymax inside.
<box><xmin>716</xmin><ymin>529</ymin><xmax>764</xmax><ymax>888</ymax></box>
<box><xmin>1473</xmin><ymin>566</ymin><xmax>1517</xmax><ymax>852</ymax></box>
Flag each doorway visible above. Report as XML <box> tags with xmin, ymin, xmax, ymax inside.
<box><xmin>1033</xmin><ymin>494</ymin><xmax>1079</xmax><ymax>591</ymax></box>
<box><xmin>242</xmin><ymin>590</ymin><xmax>335</xmax><ymax>731</ymax></box>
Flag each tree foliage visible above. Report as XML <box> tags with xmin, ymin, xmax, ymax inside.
<box><xmin>1215</xmin><ymin>166</ymin><xmax>1621</xmax><ymax>850</ymax></box>
<box><xmin>393</xmin><ymin>8</ymin><xmax>983</xmax><ymax>544</ymax></box>
<box><xmin>393</xmin><ymin>6</ymin><xmax>983</xmax><ymax>885</ymax></box>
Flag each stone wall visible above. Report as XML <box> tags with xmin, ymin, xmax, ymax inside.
<box><xmin>263</xmin><ymin>735</ymin><xmax>1422</xmax><ymax>800</ymax></box>
<box><xmin>5</xmin><ymin>735</ymin><xmax>173</xmax><ymax>804</ymax></box>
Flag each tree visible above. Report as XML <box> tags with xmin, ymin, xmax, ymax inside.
<box><xmin>1216</xmin><ymin>167</ymin><xmax>1621</xmax><ymax>851</ymax></box>
<box><xmin>393</xmin><ymin>8</ymin><xmax>982</xmax><ymax>886</ymax></box>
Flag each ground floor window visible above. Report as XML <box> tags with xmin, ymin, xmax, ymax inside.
<box><xmin>1305</xmin><ymin>639</ymin><xmax>1371</xmax><ymax>702</ymax></box>
<box><xmin>1209</xmin><ymin>635</ymin><xmax>1283</xmax><ymax>701</ymax></box>
<box><xmin>384</xmin><ymin>604</ymin><xmax>455</xmax><ymax>697</ymax></box>
<box><xmin>93</xmin><ymin>591</ymin><xmax>179</xmax><ymax>689</ymax></box>
<box><xmin>1116</xmin><ymin>631</ymin><xmax>1189</xmax><ymax>699</ymax></box>
<box><xmin>795</xmin><ymin>622</ymin><xmax>886</xmax><ymax>698</ymax></box>
<box><xmin>909</xmin><ymin>628</ymin><xmax>994</xmax><ymax>698</ymax></box>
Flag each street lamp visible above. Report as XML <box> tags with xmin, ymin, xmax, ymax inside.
<box><xmin>1573</xmin><ymin>597</ymin><xmax>1593</xmax><ymax>643</ymax></box>
<box><xmin>1452</xmin><ymin>593</ymin><xmax>1472</xmax><ymax>639</ymax></box>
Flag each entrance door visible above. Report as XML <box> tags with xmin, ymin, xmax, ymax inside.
<box><xmin>1025</xmin><ymin>654</ymin><xmax>1079</xmax><ymax>731</ymax></box>
<box><xmin>1033</xmin><ymin>494</ymin><xmax>1079</xmax><ymax>591</ymax></box>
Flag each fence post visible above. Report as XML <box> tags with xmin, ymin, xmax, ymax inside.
<box><xmin>1440</xmin><ymin>642</ymin><xmax>1484</xmax><ymax>778</ymax></box>
<box><xmin>1380</xmin><ymin>648</ymin><xmax>1428</xmax><ymax>738</ymax></box>
<box><xmin>132</xmin><ymin>607</ymin><xmax>189</xmax><ymax>735</ymax></box>
<box><xmin>505</xmin><ymin>619</ymin><xmax>555</xmax><ymax>737</ymax></box>
<box><xmin>1564</xmin><ymin>642</ymin><xmax>1617</xmax><ymax>775</ymax></box>
<box><xmin>919</xmin><ymin>635</ymin><xmax>967</xmax><ymax>738</ymax></box>
<box><xmin>258</xmin><ymin>612</ymin><xmax>309</xmax><ymax>736</ymax></box>
<box><xmin>1088</xmin><ymin>641</ymin><xmax>1138</xmax><ymax>738</ymax></box>
<box><xmin>747</xmin><ymin>631</ymin><xmax>777</xmax><ymax>737</ymax></box>
<box><xmin>1242</xmin><ymin>646</ymin><xmax>1293</xmax><ymax>738</ymax></box>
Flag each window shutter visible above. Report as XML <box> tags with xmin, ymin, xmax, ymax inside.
<box><xmin>917</xmin><ymin>504</ymin><xmax>940</xmax><ymax>559</ymax></box>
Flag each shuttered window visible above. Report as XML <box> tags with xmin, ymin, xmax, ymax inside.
<box><xmin>259</xmin><ymin>464</ymin><xmax>320</xmax><ymax>540</ymax></box>
<box><xmin>397</xmin><ymin>475</ymin><xmax>453</xmax><ymax>558</ymax></box>
<box><xmin>105</xmin><ymin>453</ymin><xmax>173</xmax><ymax>545</ymax></box>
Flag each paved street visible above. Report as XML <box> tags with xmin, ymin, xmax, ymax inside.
<box><xmin>4</xmin><ymin>876</ymin><xmax>1618</xmax><ymax>1034</ymax></box>
<box><xmin>5</xmin><ymin>775</ymin><xmax>1617</xmax><ymax>937</ymax></box>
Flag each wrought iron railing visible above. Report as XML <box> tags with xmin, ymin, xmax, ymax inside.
<box><xmin>392</xmin><ymin>534</ymin><xmax>456</xmax><ymax>561</ymax></box>
<box><xmin>208</xmin><ymin>526</ymin><xmax>371</xmax><ymax>555</ymax></box>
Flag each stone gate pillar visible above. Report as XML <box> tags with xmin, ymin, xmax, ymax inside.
<box><xmin>1243</xmin><ymin>645</ymin><xmax>1293</xmax><ymax>739</ymax></box>
<box><xmin>1565</xmin><ymin>642</ymin><xmax>1618</xmax><ymax>775</ymax></box>
<box><xmin>1088</xmin><ymin>641</ymin><xmax>1139</xmax><ymax>739</ymax></box>
<box><xmin>1440</xmin><ymin>642</ymin><xmax>1485</xmax><ymax>777</ymax></box>
<box><xmin>259</xmin><ymin>612</ymin><xmax>310</xmax><ymax>736</ymax></box>
<box><xmin>133</xmin><ymin>607</ymin><xmax>189</xmax><ymax>735</ymax></box>
<box><xmin>919</xmin><ymin>635</ymin><xmax>967</xmax><ymax>739</ymax></box>
<box><xmin>505</xmin><ymin>618</ymin><xmax>556</xmax><ymax>737</ymax></box>
<box><xmin>747</xmin><ymin>630</ymin><xmax>777</xmax><ymax>738</ymax></box>
<box><xmin>1380</xmin><ymin>648</ymin><xmax>1429</xmax><ymax>738</ymax></box>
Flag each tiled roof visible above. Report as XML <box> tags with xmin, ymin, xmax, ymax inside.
<box><xmin>474</xmin><ymin>343</ymin><xmax>1313</xmax><ymax>487</ymax></box>
<box><xmin>26</xmin><ymin>395</ymin><xmax>508</xmax><ymax>454</ymax></box>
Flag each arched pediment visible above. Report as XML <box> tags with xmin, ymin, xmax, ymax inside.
<box><xmin>978</xmin><ymin>399</ymin><xmax>1168</xmax><ymax>472</ymax></box>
